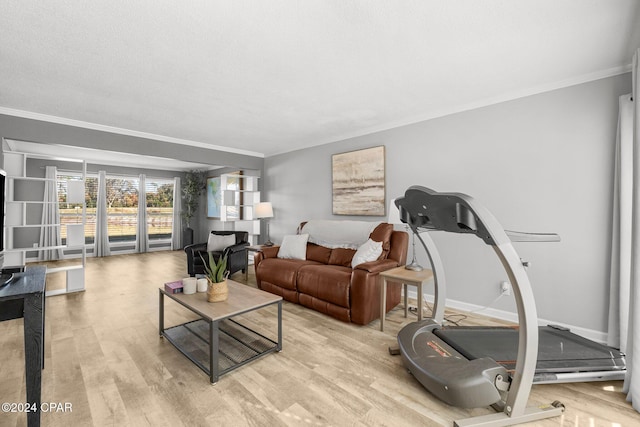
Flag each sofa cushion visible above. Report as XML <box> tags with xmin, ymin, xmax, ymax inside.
<box><xmin>255</xmin><ymin>258</ymin><xmax>320</xmax><ymax>291</ymax></box>
<box><xmin>297</xmin><ymin>265</ymin><xmax>352</xmax><ymax>308</ymax></box>
<box><xmin>298</xmin><ymin>294</ymin><xmax>350</xmax><ymax>323</ymax></box>
<box><xmin>328</xmin><ymin>248</ymin><xmax>357</xmax><ymax>267</ymax></box>
<box><xmin>259</xmin><ymin>281</ymin><xmax>299</xmax><ymax>303</ymax></box>
<box><xmin>278</xmin><ymin>234</ymin><xmax>309</xmax><ymax>260</ymax></box>
<box><xmin>306</xmin><ymin>243</ymin><xmax>332</xmax><ymax>264</ymax></box>
<box><xmin>369</xmin><ymin>222</ymin><xmax>393</xmax><ymax>259</ymax></box>
<box><xmin>351</xmin><ymin>238</ymin><xmax>383</xmax><ymax>267</ymax></box>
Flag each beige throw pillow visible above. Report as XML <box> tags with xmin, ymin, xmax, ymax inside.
<box><xmin>277</xmin><ymin>234</ymin><xmax>309</xmax><ymax>260</ymax></box>
<box><xmin>351</xmin><ymin>238</ymin><xmax>383</xmax><ymax>268</ymax></box>
<box><xmin>207</xmin><ymin>234</ymin><xmax>236</xmax><ymax>252</ymax></box>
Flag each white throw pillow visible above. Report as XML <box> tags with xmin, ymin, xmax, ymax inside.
<box><xmin>351</xmin><ymin>238</ymin><xmax>383</xmax><ymax>268</ymax></box>
<box><xmin>207</xmin><ymin>234</ymin><xmax>236</xmax><ymax>252</ymax></box>
<box><xmin>277</xmin><ymin>234</ymin><xmax>309</xmax><ymax>260</ymax></box>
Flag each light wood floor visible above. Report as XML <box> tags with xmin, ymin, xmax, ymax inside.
<box><xmin>1</xmin><ymin>251</ymin><xmax>638</xmax><ymax>426</ymax></box>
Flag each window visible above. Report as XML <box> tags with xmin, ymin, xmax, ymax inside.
<box><xmin>106</xmin><ymin>177</ymin><xmax>139</xmax><ymax>243</ymax></box>
<box><xmin>56</xmin><ymin>172</ymin><xmax>176</xmax><ymax>253</ymax></box>
<box><xmin>145</xmin><ymin>178</ymin><xmax>174</xmax><ymax>241</ymax></box>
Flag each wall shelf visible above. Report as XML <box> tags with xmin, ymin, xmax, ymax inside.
<box><xmin>219</xmin><ymin>173</ymin><xmax>261</xmax><ymax>245</ymax></box>
<box><xmin>3</xmin><ymin>150</ymin><xmax>87</xmax><ymax>296</ymax></box>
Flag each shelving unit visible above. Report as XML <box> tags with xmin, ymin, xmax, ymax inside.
<box><xmin>3</xmin><ymin>150</ymin><xmax>87</xmax><ymax>296</ymax></box>
<box><xmin>219</xmin><ymin>173</ymin><xmax>261</xmax><ymax>245</ymax></box>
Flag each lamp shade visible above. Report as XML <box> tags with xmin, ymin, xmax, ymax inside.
<box><xmin>387</xmin><ymin>198</ymin><xmax>401</xmax><ymax>225</ymax></box>
<box><xmin>255</xmin><ymin>202</ymin><xmax>274</xmax><ymax>219</ymax></box>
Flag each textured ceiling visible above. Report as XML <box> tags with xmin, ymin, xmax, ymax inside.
<box><xmin>1</xmin><ymin>0</ymin><xmax>639</xmax><ymax>160</ymax></box>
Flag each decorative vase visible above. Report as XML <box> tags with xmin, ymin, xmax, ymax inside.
<box><xmin>207</xmin><ymin>279</ymin><xmax>228</xmax><ymax>302</ymax></box>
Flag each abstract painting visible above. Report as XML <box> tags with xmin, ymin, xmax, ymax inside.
<box><xmin>332</xmin><ymin>146</ymin><xmax>385</xmax><ymax>216</ymax></box>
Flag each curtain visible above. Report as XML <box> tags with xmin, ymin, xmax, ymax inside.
<box><xmin>137</xmin><ymin>174</ymin><xmax>148</xmax><ymax>253</ymax></box>
<box><xmin>171</xmin><ymin>176</ymin><xmax>182</xmax><ymax>250</ymax></box>
<box><xmin>608</xmin><ymin>49</ymin><xmax>639</xmax><ymax>410</ymax></box>
<box><xmin>39</xmin><ymin>166</ymin><xmax>63</xmax><ymax>260</ymax></box>
<box><xmin>95</xmin><ymin>170</ymin><xmax>110</xmax><ymax>257</ymax></box>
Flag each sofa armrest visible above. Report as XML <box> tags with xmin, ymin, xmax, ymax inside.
<box><xmin>223</xmin><ymin>243</ymin><xmax>249</xmax><ymax>276</ymax></box>
<box><xmin>184</xmin><ymin>242</ymin><xmax>207</xmax><ymax>264</ymax></box>
<box><xmin>261</xmin><ymin>246</ymin><xmax>280</xmax><ymax>259</ymax></box>
<box><xmin>350</xmin><ymin>259</ymin><xmax>402</xmax><ymax>325</ymax></box>
<box><xmin>184</xmin><ymin>243</ymin><xmax>207</xmax><ymax>276</ymax></box>
<box><xmin>253</xmin><ymin>246</ymin><xmax>280</xmax><ymax>269</ymax></box>
<box><xmin>224</xmin><ymin>242</ymin><xmax>249</xmax><ymax>254</ymax></box>
<box><xmin>354</xmin><ymin>259</ymin><xmax>399</xmax><ymax>274</ymax></box>
<box><xmin>184</xmin><ymin>242</ymin><xmax>207</xmax><ymax>255</ymax></box>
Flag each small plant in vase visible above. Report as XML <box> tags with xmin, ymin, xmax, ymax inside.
<box><xmin>200</xmin><ymin>252</ymin><xmax>229</xmax><ymax>302</ymax></box>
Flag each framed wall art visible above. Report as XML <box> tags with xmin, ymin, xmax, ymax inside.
<box><xmin>332</xmin><ymin>145</ymin><xmax>385</xmax><ymax>216</ymax></box>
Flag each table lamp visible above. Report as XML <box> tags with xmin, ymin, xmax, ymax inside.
<box><xmin>388</xmin><ymin>198</ymin><xmax>423</xmax><ymax>271</ymax></box>
<box><xmin>255</xmin><ymin>202</ymin><xmax>274</xmax><ymax>246</ymax></box>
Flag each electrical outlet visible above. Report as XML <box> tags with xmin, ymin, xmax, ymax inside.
<box><xmin>500</xmin><ymin>281</ymin><xmax>511</xmax><ymax>296</ymax></box>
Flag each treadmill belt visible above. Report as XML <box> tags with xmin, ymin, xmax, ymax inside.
<box><xmin>434</xmin><ymin>326</ymin><xmax>625</xmax><ymax>373</ymax></box>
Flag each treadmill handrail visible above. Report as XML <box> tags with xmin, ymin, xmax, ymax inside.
<box><xmin>505</xmin><ymin>230</ymin><xmax>561</xmax><ymax>243</ymax></box>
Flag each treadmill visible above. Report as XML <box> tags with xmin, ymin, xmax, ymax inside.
<box><xmin>393</xmin><ymin>186</ymin><xmax>625</xmax><ymax>427</ymax></box>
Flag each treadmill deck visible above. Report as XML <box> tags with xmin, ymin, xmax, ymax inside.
<box><xmin>434</xmin><ymin>325</ymin><xmax>626</xmax><ymax>374</ymax></box>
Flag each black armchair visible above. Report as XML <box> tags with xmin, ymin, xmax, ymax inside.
<box><xmin>184</xmin><ymin>231</ymin><xmax>250</xmax><ymax>278</ymax></box>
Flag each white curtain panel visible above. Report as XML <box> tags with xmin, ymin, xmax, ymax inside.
<box><xmin>171</xmin><ymin>176</ymin><xmax>182</xmax><ymax>250</ymax></box>
<box><xmin>608</xmin><ymin>49</ymin><xmax>640</xmax><ymax>411</ymax></box>
<box><xmin>608</xmin><ymin>94</ymin><xmax>634</xmax><ymax>351</ymax></box>
<box><xmin>137</xmin><ymin>174</ymin><xmax>148</xmax><ymax>253</ymax></box>
<box><xmin>95</xmin><ymin>170</ymin><xmax>111</xmax><ymax>257</ymax></box>
<box><xmin>38</xmin><ymin>165</ymin><xmax>63</xmax><ymax>260</ymax></box>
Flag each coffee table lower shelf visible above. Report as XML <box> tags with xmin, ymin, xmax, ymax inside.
<box><xmin>163</xmin><ymin>318</ymin><xmax>279</xmax><ymax>383</ymax></box>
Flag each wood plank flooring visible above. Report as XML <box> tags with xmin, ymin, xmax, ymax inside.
<box><xmin>0</xmin><ymin>250</ymin><xmax>638</xmax><ymax>426</ymax></box>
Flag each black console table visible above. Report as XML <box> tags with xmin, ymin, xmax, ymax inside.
<box><xmin>0</xmin><ymin>266</ymin><xmax>46</xmax><ymax>427</ymax></box>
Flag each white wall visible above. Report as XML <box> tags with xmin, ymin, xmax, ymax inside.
<box><xmin>262</xmin><ymin>73</ymin><xmax>631</xmax><ymax>334</ymax></box>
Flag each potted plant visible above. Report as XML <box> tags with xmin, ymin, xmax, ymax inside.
<box><xmin>181</xmin><ymin>170</ymin><xmax>205</xmax><ymax>247</ymax></box>
<box><xmin>200</xmin><ymin>251</ymin><xmax>229</xmax><ymax>302</ymax></box>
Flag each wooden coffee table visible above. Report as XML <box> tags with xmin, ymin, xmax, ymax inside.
<box><xmin>159</xmin><ymin>280</ymin><xmax>282</xmax><ymax>383</ymax></box>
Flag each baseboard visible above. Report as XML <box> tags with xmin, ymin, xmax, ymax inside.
<box><xmin>405</xmin><ymin>289</ymin><xmax>609</xmax><ymax>345</ymax></box>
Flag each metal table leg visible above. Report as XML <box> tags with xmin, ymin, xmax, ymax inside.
<box><xmin>277</xmin><ymin>301</ymin><xmax>282</xmax><ymax>351</ymax></box>
<box><xmin>380</xmin><ymin>276</ymin><xmax>387</xmax><ymax>331</ymax></box>
<box><xmin>210</xmin><ymin>320</ymin><xmax>219</xmax><ymax>384</ymax></box>
<box><xmin>159</xmin><ymin>290</ymin><xmax>164</xmax><ymax>337</ymax></box>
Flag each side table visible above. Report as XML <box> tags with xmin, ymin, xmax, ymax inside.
<box><xmin>246</xmin><ymin>245</ymin><xmax>270</xmax><ymax>279</ymax></box>
<box><xmin>0</xmin><ymin>265</ymin><xmax>46</xmax><ymax>427</ymax></box>
<box><xmin>379</xmin><ymin>266</ymin><xmax>434</xmax><ymax>332</ymax></box>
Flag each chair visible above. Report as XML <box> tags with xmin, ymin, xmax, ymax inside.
<box><xmin>184</xmin><ymin>231</ymin><xmax>249</xmax><ymax>278</ymax></box>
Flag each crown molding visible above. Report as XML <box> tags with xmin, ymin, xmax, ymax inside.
<box><xmin>0</xmin><ymin>107</ymin><xmax>265</xmax><ymax>158</ymax></box>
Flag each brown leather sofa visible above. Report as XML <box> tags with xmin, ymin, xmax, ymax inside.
<box><xmin>254</xmin><ymin>223</ymin><xmax>408</xmax><ymax>325</ymax></box>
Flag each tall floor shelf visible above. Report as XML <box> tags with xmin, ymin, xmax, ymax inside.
<box><xmin>219</xmin><ymin>173</ymin><xmax>261</xmax><ymax>245</ymax></box>
<box><xmin>3</xmin><ymin>149</ymin><xmax>87</xmax><ymax>296</ymax></box>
